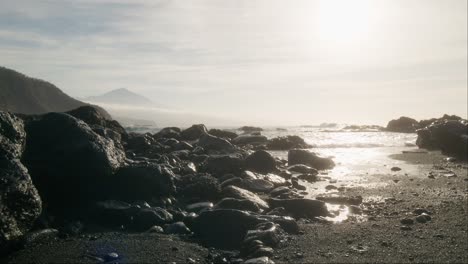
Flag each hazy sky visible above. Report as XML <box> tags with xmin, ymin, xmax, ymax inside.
<box><xmin>1</xmin><ymin>0</ymin><xmax>467</xmax><ymax>125</ymax></box>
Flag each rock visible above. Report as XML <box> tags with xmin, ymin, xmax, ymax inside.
<box><xmin>133</xmin><ymin>207</ymin><xmax>173</xmax><ymax>231</ymax></box>
<box><xmin>245</xmin><ymin>150</ymin><xmax>277</xmax><ymax>174</ymax></box>
<box><xmin>400</xmin><ymin>218</ymin><xmax>414</xmax><ymax>225</ymax></box>
<box><xmin>287</xmin><ymin>164</ymin><xmax>318</xmax><ymax>174</ymax></box>
<box><xmin>198</xmin><ymin>134</ymin><xmax>235</xmax><ymax>151</ymax></box>
<box><xmin>22</xmin><ymin>112</ymin><xmax>125</xmax><ymax>209</ymax></box>
<box><xmin>416</xmin><ymin>214</ymin><xmax>431</xmax><ymax>223</ymax></box>
<box><xmin>243</xmin><ymin>222</ymin><xmax>284</xmax><ymax>247</ymax></box>
<box><xmin>173</xmin><ymin>141</ymin><xmax>194</xmax><ymax>151</ymax></box>
<box><xmin>154</xmin><ymin>127</ymin><xmax>181</xmax><ymax>139</ymax></box>
<box><xmin>181</xmin><ymin>124</ymin><xmax>208</xmax><ymax>141</ymax></box>
<box><xmin>263</xmin><ymin>174</ymin><xmax>287</xmax><ymax>187</ymax></box>
<box><xmin>220</xmin><ymin>177</ymin><xmax>243</xmax><ymax>188</ymax></box>
<box><xmin>104</xmin><ymin>252</ymin><xmax>119</xmax><ymax>262</ymax></box>
<box><xmin>146</xmin><ymin>225</ymin><xmax>164</xmax><ymax>233</ymax></box>
<box><xmin>291</xmin><ymin>179</ymin><xmax>307</xmax><ymax>191</ymax></box>
<box><xmin>215</xmin><ymin>198</ymin><xmax>262</xmax><ymax>213</ymax></box>
<box><xmin>208</xmin><ymin>129</ymin><xmax>238</xmax><ymax>140</ymax></box>
<box><xmin>297</xmin><ymin>173</ymin><xmax>318</xmax><ymax>183</ymax></box>
<box><xmin>417</xmin><ymin>119</ymin><xmax>468</xmax><ymax>160</ymax></box>
<box><xmin>269</xmin><ymin>187</ymin><xmax>291</xmax><ymax>197</ymax></box>
<box><xmin>21</xmin><ymin>229</ymin><xmax>59</xmax><ymax>247</ymax></box>
<box><xmin>267</xmin><ymin>198</ymin><xmax>330</xmax><ymax>218</ymax></box>
<box><xmin>223</xmin><ymin>186</ymin><xmax>269</xmax><ymax>210</ymax></box>
<box><xmin>232</xmin><ymin>135</ymin><xmax>268</xmax><ymax>145</ymax></box>
<box><xmin>239</xmin><ymin>126</ymin><xmax>263</xmax><ymax>133</ymax></box>
<box><xmin>242</xmin><ymin>179</ymin><xmax>275</xmax><ymax>193</ymax></box>
<box><xmin>386</xmin><ymin>116</ymin><xmax>419</xmax><ymax>133</ymax></box>
<box><xmin>400</xmin><ymin>225</ymin><xmax>412</xmax><ymax>231</ymax></box>
<box><xmin>243</xmin><ymin>257</ymin><xmax>275</xmax><ymax>264</ymax></box>
<box><xmin>179</xmin><ymin>174</ymin><xmax>221</xmax><ymax>201</ymax></box>
<box><xmin>413</xmin><ymin>208</ymin><xmax>431</xmax><ymax>215</ymax></box>
<box><xmin>288</xmin><ymin>149</ymin><xmax>335</xmax><ymax>170</ymax></box>
<box><xmin>191</xmin><ymin>209</ymin><xmax>261</xmax><ymax>248</ymax></box>
<box><xmin>267</xmin><ymin>136</ymin><xmax>311</xmax><ymax>150</ymax></box>
<box><xmin>203</xmin><ymin>155</ymin><xmax>245</xmax><ymax>176</ymax></box>
<box><xmin>391</xmin><ymin>167</ymin><xmax>402</xmax><ymax>172</ymax></box>
<box><xmin>186</xmin><ymin>202</ymin><xmax>214</xmax><ymax>213</ymax></box>
<box><xmin>112</xmin><ymin>162</ymin><xmax>176</xmax><ymax>201</ymax></box>
<box><xmin>164</xmin><ymin>222</ymin><xmax>191</xmax><ymax>234</ymax></box>
<box><xmin>93</xmin><ymin>200</ymin><xmax>138</xmax><ymax>228</ymax></box>
<box><xmin>0</xmin><ymin>112</ymin><xmax>42</xmax><ymax>250</ymax></box>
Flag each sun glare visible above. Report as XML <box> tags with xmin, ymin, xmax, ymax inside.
<box><xmin>317</xmin><ymin>0</ymin><xmax>376</xmax><ymax>46</ymax></box>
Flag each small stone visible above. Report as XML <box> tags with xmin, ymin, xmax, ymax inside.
<box><xmin>295</xmin><ymin>253</ymin><xmax>304</xmax><ymax>258</ymax></box>
<box><xmin>413</xmin><ymin>208</ymin><xmax>431</xmax><ymax>215</ymax></box>
<box><xmin>415</xmin><ymin>214</ymin><xmax>430</xmax><ymax>223</ymax></box>
<box><xmin>400</xmin><ymin>218</ymin><xmax>414</xmax><ymax>225</ymax></box>
<box><xmin>391</xmin><ymin>167</ymin><xmax>402</xmax><ymax>172</ymax></box>
<box><xmin>104</xmin><ymin>252</ymin><xmax>119</xmax><ymax>262</ymax></box>
<box><xmin>400</xmin><ymin>225</ymin><xmax>412</xmax><ymax>231</ymax></box>
<box><xmin>187</xmin><ymin>257</ymin><xmax>196</xmax><ymax>263</ymax></box>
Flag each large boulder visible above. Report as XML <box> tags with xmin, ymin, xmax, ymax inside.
<box><xmin>386</xmin><ymin>116</ymin><xmax>419</xmax><ymax>133</ymax></box>
<box><xmin>112</xmin><ymin>162</ymin><xmax>176</xmax><ymax>201</ymax></box>
<box><xmin>267</xmin><ymin>198</ymin><xmax>330</xmax><ymax>219</ymax></box>
<box><xmin>208</xmin><ymin>129</ymin><xmax>238</xmax><ymax>140</ymax></box>
<box><xmin>181</xmin><ymin>124</ymin><xmax>208</xmax><ymax>141</ymax></box>
<box><xmin>267</xmin><ymin>136</ymin><xmax>311</xmax><ymax>150</ymax></box>
<box><xmin>198</xmin><ymin>134</ymin><xmax>235</xmax><ymax>151</ymax></box>
<box><xmin>66</xmin><ymin>106</ymin><xmax>127</xmax><ymax>139</ymax></box>
<box><xmin>288</xmin><ymin>149</ymin><xmax>335</xmax><ymax>170</ymax></box>
<box><xmin>0</xmin><ymin>112</ymin><xmax>42</xmax><ymax>251</ymax></box>
<box><xmin>232</xmin><ymin>135</ymin><xmax>268</xmax><ymax>145</ymax></box>
<box><xmin>203</xmin><ymin>154</ymin><xmax>245</xmax><ymax>176</ymax></box>
<box><xmin>244</xmin><ymin>150</ymin><xmax>277</xmax><ymax>174</ymax></box>
<box><xmin>417</xmin><ymin>119</ymin><xmax>468</xmax><ymax>160</ymax></box>
<box><xmin>21</xmin><ymin>112</ymin><xmax>126</xmax><ymax>209</ymax></box>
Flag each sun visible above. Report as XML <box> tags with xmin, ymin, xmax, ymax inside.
<box><xmin>316</xmin><ymin>0</ymin><xmax>377</xmax><ymax>46</ymax></box>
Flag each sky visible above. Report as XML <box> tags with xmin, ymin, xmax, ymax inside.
<box><xmin>1</xmin><ymin>0</ymin><xmax>467</xmax><ymax>126</ymax></box>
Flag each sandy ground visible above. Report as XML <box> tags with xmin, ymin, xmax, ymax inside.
<box><xmin>3</xmin><ymin>151</ymin><xmax>468</xmax><ymax>264</ymax></box>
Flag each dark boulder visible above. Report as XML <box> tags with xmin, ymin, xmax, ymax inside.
<box><xmin>287</xmin><ymin>164</ymin><xmax>318</xmax><ymax>174</ymax></box>
<box><xmin>267</xmin><ymin>198</ymin><xmax>330</xmax><ymax>219</ymax></box>
<box><xmin>232</xmin><ymin>135</ymin><xmax>268</xmax><ymax>145</ymax></box>
<box><xmin>203</xmin><ymin>154</ymin><xmax>245</xmax><ymax>176</ymax></box>
<box><xmin>133</xmin><ymin>207</ymin><xmax>173</xmax><ymax>231</ymax></box>
<box><xmin>244</xmin><ymin>150</ymin><xmax>277</xmax><ymax>174</ymax></box>
<box><xmin>386</xmin><ymin>116</ymin><xmax>419</xmax><ymax>133</ymax></box>
<box><xmin>112</xmin><ymin>162</ymin><xmax>176</xmax><ymax>201</ymax></box>
<box><xmin>0</xmin><ymin>111</ymin><xmax>26</xmax><ymax>158</ymax></box>
<box><xmin>267</xmin><ymin>136</ymin><xmax>311</xmax><ymax>150</ymax></box>
<box><xmin>178</xmin><ymin>174</ymin><xmax>221</xmax><ymax>201</ymax></box>
<box><xmin>198</xmin><ymin>134</ymin><xmax>235</xmax><ymax>151</ymax></box>
<box><xmin>239</xmin><ymin>126</ymin><xmax>263</xmax><ymax>133</ymax></box>
<box><xmin>181</xmin><ymin>124</ymin><xmax>208</xmax><ymax>141</ymax></box>
<box><xmin>154</xmin><ymin>127</ymin><xmax>181</xmax><ymax>139</ymax></box>
<box><xmin>416</xmin><ymin>119</ymin><xmax>468</xmax><ymax>160</ymax></box>
<box><xmin>215</xmin><ymin>198</ymin><xmax>262</xmax><ymax>213</ymax></box>
<box><xmin>288</xmin><ymin>149</ymin><xmax>335</xmax><ymax>170</ymax></box>
<box><xmin>208</xmin><ymin>129</ymin><xmax>238</xmax><ymax>140</ymax></box>
<box><xmin>223</xmin><ymin>185</ymin><xmax>269</xmax><ymax>210</ymax></box>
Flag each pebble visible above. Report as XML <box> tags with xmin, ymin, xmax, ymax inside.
<box><xmin>104</xmin><ymin>252</ymin><xmax>119</xmax><ymax>262</ymax></box>
<box><xmin>400</xmin><ymin>225</ymin><xmax>412</xmax><ymax>231</ymax></box>
<box><xmin>400</xmin><ymin>218</ymin><xmax>414</xmax><ymax>225</ymax></box>
<box><xmin>416</xmin><ymin>214</ymin><xmax>431</xmax><ymax>223</ymax></box>
<box><xmin>391</xmin><ymin>167</ymin><xmax>402</xmax><ymax>172</ymax></box>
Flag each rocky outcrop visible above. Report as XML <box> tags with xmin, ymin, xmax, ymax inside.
<box><xmin>386</xmin><ymin>116</ymin><xmax>419</xmax><ymax>133</ymax></box>
<box><xmin>288</xmin><ymin>149</ymin><xmax>335</xmax><ymax>170</ymax></box>
<box><xmin>416</xmin><ymin>119</ymin><xmax>468</xmax><ymax>160</ymax></box>
<box><xmin>0</xmin><ymin>112</ymin><xmax>42</xmax><ymax>251</ymax></box>
<box><xmin>267</xmin><ymin>136</ymin><xmax>311</xmax><ymax>150</ymax></box>
<box><xmin>21</xmin><ymin>112</ymin><xmax>126</xmax><ymax>210</ymax></box>
<box><xmin>208</xmin><ymin>129</ymin><xmax>238</xmax><ymax>140</ymax></box>
<box><xmin>244</xmin><ymin>150</ymin><xmax>277</xmax><ymax>174</ymax></box>
<box><xmin>181</xmin><ymin>124</ymin><xmax>208</xmax><ymax>141</ymax></box>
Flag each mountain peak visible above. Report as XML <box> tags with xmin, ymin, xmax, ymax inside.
<box><xmin>85</xmin><ymin>88</ymin><xmax>153</xmax><ymax>106</ymax></box>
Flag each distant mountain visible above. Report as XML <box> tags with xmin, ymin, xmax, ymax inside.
<box><xmin>84</xmin><ymin>88</ymin><xmax>153</xmax><ymax>106</ymax></box>
<box><xmin>0</xmin><ymin>66</ymin><xmax>112</xmax><ymax>119</ymax></box>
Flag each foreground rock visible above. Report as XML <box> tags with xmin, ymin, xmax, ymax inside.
<box><xmin>288</xmin><ymin>149</ymin><xmax>335</xmax><ymax>170</ymax></box>
<box><xmin>181</xmin><ymin>124</ymin><xmax>208</xmax><ymax>141</ymax></box>
<box><xmin>416</xmin><ymin>119</ymin><xmax>468</xmax><ymax>160</ymax></box>
<box><xmin>22</xmin><ymin>113</ymin><xmax>126</xmax><ymax>210</ymax></box>
<box><xmin>386</xmin><ymin>116</ymin><xmax>419</xmax><ymax>133</ymax></box>
<box><xmin>245</xmin><ymin>150</ymin><xmax>277</xmax><ymax>174</ymax></box>
<box><xmin>0</xmin><ymin>112</ymin><xmax>42</xmax><ymax>251</ymax></box>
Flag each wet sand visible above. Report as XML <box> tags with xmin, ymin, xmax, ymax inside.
<box><xmin>4</xmin><ymin>151</ymin><xmax>468</xmax><ymax>263</ymax></box>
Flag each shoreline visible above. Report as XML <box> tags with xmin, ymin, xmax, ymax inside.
<box><xmin>4</xmin><ymin>149</ymin><xmax>467</xmax><ymax>263</ymax></box>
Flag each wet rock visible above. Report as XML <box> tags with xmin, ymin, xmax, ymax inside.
<box><xmin>203</xmin><ymin>154</ymin><xmax>245</xmax><ymax>176</ymax></box>
<box><xmin>316</xmin><ymin>195</ymin><xmax>363</xmax><ymax>206</ymax></box>
<box><xmin>400</xmin><ymin>218</ymin><xmax>414</xmax><ymax>225</ymax></box>
<box><xmin>113</xmin><ymin>162</ymin><xmax>176</xmax><ymax>201</ymax></box>
<box><xmin>232</xmin><ymin>135</ymin><xmax>268</xmax><ymax>145</ymax></box>
<box><xmin>164</xmin><ymin>222</ymin><xmax>191</xmax><ymax>234</ymax></box>
<box><xmin>154</xmin><ymin>127</ymin><xmax>181</xmax><ymax>139</ymax></box>
<box><xmin>223</xmin><ymin>186</ymin><xmax>269</xmax><ymax>210</ymax></box>
<box><xmin>263</xmin><ymin>174</ymin><xmax>287</xmax><ymax>187</ymax></box>
<box><xmin>208</xmin><ymin>129</ymin><xmax>238</xmax><ymax>140</ymax></box>
<box><xmin>269</xmin><ymin>187</ymin><xmax>290</xmax><ymax>197</ymax></box>
<box><xmin>133</xmin><ymin>207</ymin><xmax>173</xmax><ymax>231</ymax></box>
<box><xmin>198</xmin><ymin>134</ymin><xmax>235</xmax><ymax>151</ymax></box>
<box><xmin>146</xmin><ymin>225</ymin><xmax>164</xmax><ymax>233</ymax></box>
<box><xmin>386</xmin><ymin>116</ymin><xmax>419</xmax><ymax>133</ymax></box>
<box><xmin>22</xmin><ymin>112</ymin><xmax>125</xmax><ymax>209</ymax></box>
<box><xmin>0</xmin><ymin>112</ymin><xmax>42</xmax><ymax>250</ymax></box>
<box><xmin>186</xmin><ymin>202</ymin><xmax>214</xmax><ymax>213</ymax></box>
<box><xmin>288</xmin><ymin>149</ymin><xmax>335</xmax><ymax>170</ymax></box>
<box><xmin>297</xmin><ymin>173</ymin><xmax>318</xmax><ymax>183</ymax></box>
<box><xmin>215</xmin><ymin>198</ymin><xmax>262</xmax><ymax>213</ymax></box>
<box><xmin>287</xmin><ymin>164</ymin><xmax>318</xmax><ymax>174</ymax></box>
<box><xmin>266</xmin><ymin>207</ymin><xmax>289</xmax><ymax>216</ymax></box>
<box><xmin>267</xmin><ymin>135</ymin><xmax>311</xmax><ymax>150</ymax></box>
<box><xmin>244</xmin><ymin>150</ymin><xmax>277</xmax><ymax>174</ymax></box>
<box><xmin>242</xmin><ymin>179</ymin><xmax>275</xmax><ymax>193</ymax></box>
<box><xmin>173</xmin><ymin>141</ymin><xmax>194</xmax><ymax>151</ymax></box>
<box><xmin>267</xmin><ymin>198</ymin><xmax>330</xmax><ymax>219</ymax></box>
<box><xmin>181</xmin><ymin>124</ymin><xmax>208</xmax><ymax>141</ymax></box>
<box><xmin>221</xmin><ymin>177</ymin><xmax>243</xmax><ymax>188</ymax></box>
<box><xmin>179</xmin><ymin>174</ymin><xmax>221</xmax><ymax>201</ymax></box>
